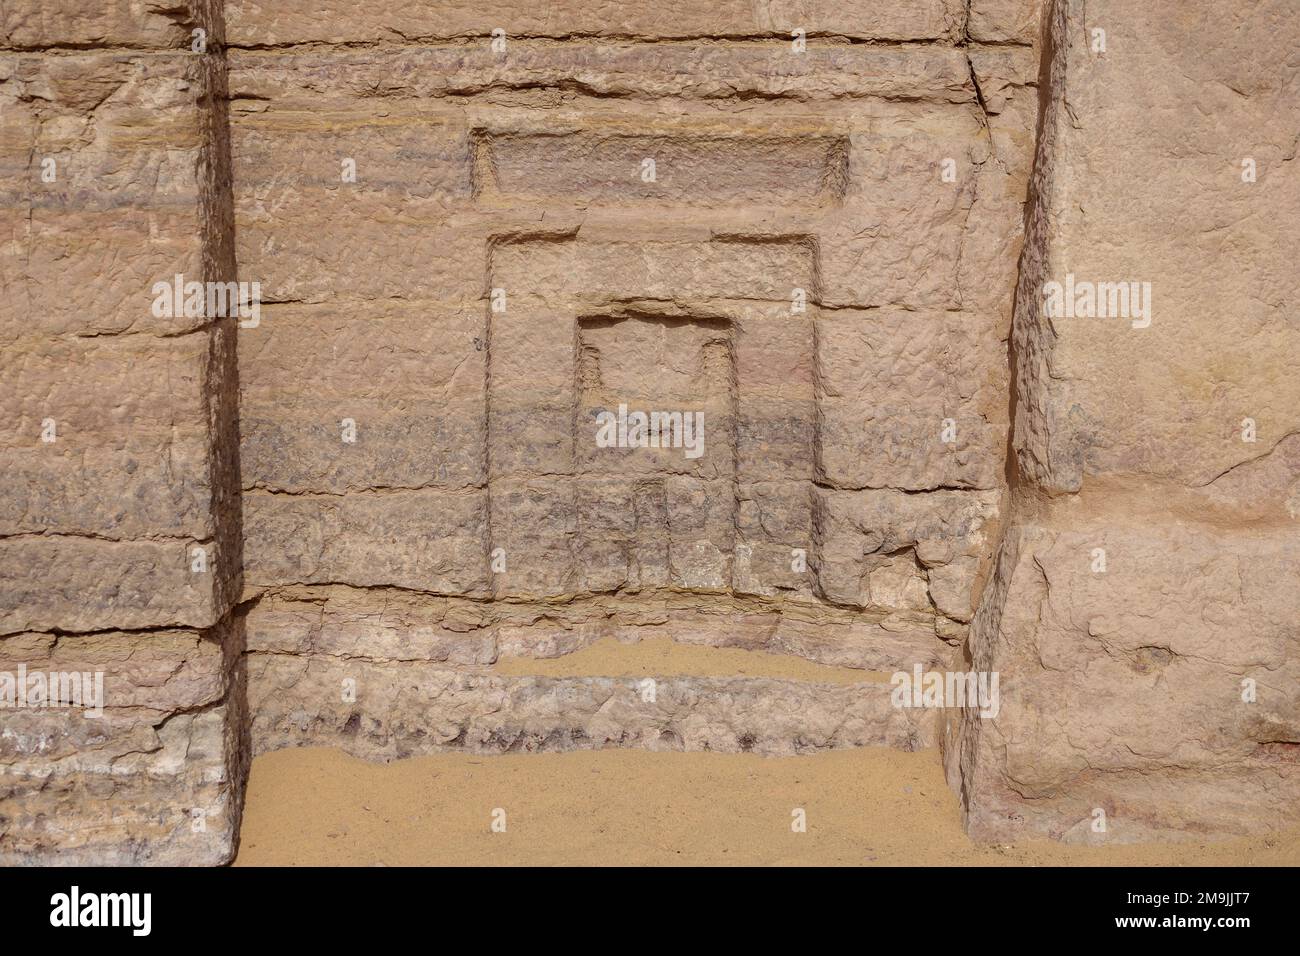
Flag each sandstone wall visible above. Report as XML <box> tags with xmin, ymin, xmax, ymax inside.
<box><xmin>4</xmin><ymin>0</ymin><xmax>1295</xmax><ymax>864</ymax></box>
<box><xmin>225</xmin><ymin>0</ymin><xmax>1040</xmax><ymax>761</ymax></box>
<box><xmin>946</xmin><ymin>0</ymin><xmax>1300</xmax><ymax>843</ymax></box>
<box><xmin>0</xmin><ymin>1</ymin><xmax>248</xmax><ymax>863</ymax></box>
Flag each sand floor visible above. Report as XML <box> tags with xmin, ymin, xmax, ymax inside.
<box><xmin>235</xmin><ymin>637</ymin><xmax>1300</xmax><ymax>866</ymax></box>
<box><xmin>234</xmin><ymin>746</ymin><xmax>1300</xmax><ymax>866</ymax></box>
<box><xmin>490</xmin><ymin>635</ymin><xmax>893</xmax><ymax>683</ymax></box>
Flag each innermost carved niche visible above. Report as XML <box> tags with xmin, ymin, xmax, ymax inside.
<box><xmin>571</xmin><ymin>313</ymin><xmax>738</xmax><ymax>591</ymax></box>
<box><xmin>575</xmin><ymin>313</ymin><xmax>735</xmax><ymax>477</ymax></box>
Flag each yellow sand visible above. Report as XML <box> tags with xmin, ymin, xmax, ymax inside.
<box><xmin>491</xmin><ymin>636</ymin><xmax>891</xmax><ymax>683</ymax></box>
<box><xmin>236</xmin><ymin>639</ymin><xmax>1300</xmax><ymax>866</ymax></box>
<box><xmin>234</xmin><ymin>746</ymin><xmax>1300</xmax><ymax>867</ymax></box>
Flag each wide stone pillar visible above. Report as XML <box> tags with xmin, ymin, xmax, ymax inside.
<box><xmin>948</xmin><ymin>0</ymin><xmax>1300</xmax><ymax>843</ymax></box>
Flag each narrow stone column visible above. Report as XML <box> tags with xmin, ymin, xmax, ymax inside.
<box><xmin>0</xmin><ymin>0</ymin><xmax>247</xmax><ymax>864</ymax></box>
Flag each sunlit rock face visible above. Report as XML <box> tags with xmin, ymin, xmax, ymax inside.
<box><xmin>5</xmin><ymin>0</ymin><xmax>1293</xmax><ymax>864</ymax></box>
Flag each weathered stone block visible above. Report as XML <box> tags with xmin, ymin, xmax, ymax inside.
<box><xmin>244</xmin><ymin>590</ymin><xmax>498</xmax><ymax>665</ymax></box>
<box><xmin>0</xmin><ymin>535</ymin><xmax>226</xmax><ymax>635</ymax></box>
<box><xmin>1013</xmin><ymin>0</ymin><xmax>1300</xmax><ymax>493</ymax></box>
<box><xmin>0</xmin><ymin>335</ymin><xmax>215</xmax><ymax>539</ymax></box>
<box><xmin>0</xmin><ymin>53</ymin><xmax>211</xmax><ymax>340</ymax></box>
<box><xmin>0</xmin><ymin>623</ymin><xmax>247</xmax><ymax>865</ymax></box>
<box><xmin>813</xmin><ymin>488</ymin><xmax>999</xmax><ymax>620</ymax></box>
<box><xmin>481</xmin><ymin>131</ymin><xmax>848</xmax><ymax>206</ymax></box>
<box><xmin>968</xmin><ymin>0</ymin><xmax>1043</xmax><ymax>43</ymax></box>
<box><xmin>229</xmin><ymin>44</ymin><xmax>974</xmax><ymax>104</ymax></box>
<box><xmin>952</xmin><ymin>520</ymin><xmax>1300</xmax><ymax>842</ymax></box>
<box><xmin>243</xmin><ymin>489</ymin><xmax>490</xmax><ymax>595</ymax></box>
<box><xmin>246</xmin><ymin>655</ymin><xmax>936</xmax><ymax>761</ymax></box>
<box><xmin>0</xmin><ymin>0</ymin><xmax>205</xmax><ymax>49</ymax></box>
<box><xmin>239</xmin><ymin>302</ymin><xmax>485</xmax><ymax>493</ymax></box>
<box><xmin>817</xmin><ymin>311</ymin><xmax>1006</xmax><ymax>490</ymax></box>
<box><xmin>227</xmin><ymin>0</ymin><xmax>965</xmax><ymax>46</ymax></box>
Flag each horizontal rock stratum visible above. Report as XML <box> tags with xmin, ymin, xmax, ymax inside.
<box><xmin>1</xmin><ymin>0</ymin><xmax>1296</xmax><ymax>863</ymax></box>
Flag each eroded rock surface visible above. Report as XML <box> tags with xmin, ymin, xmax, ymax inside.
<box><xmin>6</xmin><ymin>0</ymin><xmax>1294</xmax><ymax>863</ymax></box>
<box><xmin>947</xmin><ymin>0</ymin><xmax>1300</xmax><ymax>843</ymax></box>
<box><xmin>227</xmin><ymin>2</ymin><xmax>1036</xmax><ymax>767</ymax></box>
<box><xmin>1</xmin><ymin>0</ymin><xmax>248</xmax><ymax>863</ymax></box>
